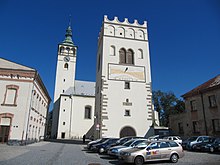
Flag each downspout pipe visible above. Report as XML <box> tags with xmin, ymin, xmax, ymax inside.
<box><xmin>200</xmin><ymin>91</ymin><xmax>208</xmax><ymax>135</ymax></box>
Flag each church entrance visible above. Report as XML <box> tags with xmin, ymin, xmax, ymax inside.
<box><xmin>0</xmin><ymin>126</ymin><xmax>10</xmax><ymax>143</ymax></box>
<box><xmin>120</xmin><ymin>126</ymin><xmax>136</xmax><ymax>138</ymax></box>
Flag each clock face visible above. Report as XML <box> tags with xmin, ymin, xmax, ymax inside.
<box><xmin>108</xmin><ymin>64</ymin><xmax>145</xmax><ymax>82</ymax></box>
<box><xmin>64</xmin><ymin>56</ymin><xmax>70</xmax><ymax>62</ymax></box>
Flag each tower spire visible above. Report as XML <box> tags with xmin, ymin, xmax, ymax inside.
<box><xmin>63</xmin><ymin>16</ymin><xmax>74</xmax><ymax>46</ymax></box>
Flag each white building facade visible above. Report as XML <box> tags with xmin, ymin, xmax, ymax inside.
<box><xmin>94</xmin><ymin>16</ymin><xmax>158</xmax><ymax>138</ymax></box>
<box><xmin>51</xmin><ymin>25</ymin><xmax>95</xmax><ymax>139</ymax></box>
<box><xmin>0</xmin><ymin>58</ymin><xmax>51</xmax><ymax>144</ymax></box>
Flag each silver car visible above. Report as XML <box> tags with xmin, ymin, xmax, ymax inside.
<box><xmin>108</xmin><ymin>138</ymin><xmax>147</xmax><ymax>157</ymax></box>
<box><xmin>163</xmin><ymin>136</ymin><xmax>182</xmax><ymax>144</ymax></box>
<box><xmin>119</xmin><ymin>140</ymin><xmax>184</xmax><ymax>165</ymax></box>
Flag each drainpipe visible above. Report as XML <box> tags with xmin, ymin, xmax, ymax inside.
<box><xmin>200</xmin><ymin>92</ymin><xmax>208</xmax><ymax>135</ymax></box>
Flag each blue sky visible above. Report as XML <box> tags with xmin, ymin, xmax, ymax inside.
<box><xmin>1</xmin><ymin>0</ymin><xmax>220</xmax><ymax>107</ymax></box>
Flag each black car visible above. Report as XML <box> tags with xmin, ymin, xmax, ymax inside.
<box><xmin>201</xmin><ymin>138</ymin><xmax>220</xmax><ymax>153</ymax></box>
<box><xmin>87</xmin><ymin>138</ymin><xmax>109</xmax><ymax>150</ymax></box>
<box><xmin>182</xmin><ymin>136</ymin><xmax>210</xmax><ymax>150</ymax></box>
<box><xmin>91</xmin><ymin>138</ymin><xmax>119</xmax><ymax>154</ymax></box>
<box><xmin>192</xmin><ymin>137</ymin><xmax>215</xmax><ymax>151</ymax></box>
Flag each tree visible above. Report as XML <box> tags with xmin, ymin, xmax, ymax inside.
<box><xmin>152</xmin><ymin>90</ymin><xmax>185</xmax><ymax>127</ymax></box>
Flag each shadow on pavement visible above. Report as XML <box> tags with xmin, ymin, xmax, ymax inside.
<box><xmin>45</xmin><ymin>139</ymin><xmax>90</xmax><ymax>145</ymax></box>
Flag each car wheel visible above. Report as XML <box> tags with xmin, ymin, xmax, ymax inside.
<box><xmin>170</xmin><ymin>153</ymin><xmax>178</xmax><ymax>163</ymax></box>
<box><xmin>192</xmin><ymin>145</ymin><xmax>196</xmax><ymax>151</ymax></box>
<box><xmin>210</xmin><ymin>147</ymin><xmax>214</xmax><ymax>153</ymax></box>
<box><xmin>134</xmin><ymin>156</ymin><xmax>144</xmax><ymax>165</ymax></box>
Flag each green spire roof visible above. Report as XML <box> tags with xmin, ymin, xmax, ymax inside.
<box><xmin>62</xmin><ymin>25</ymin><xmax>74</xmax><ymax>46</ymax></box>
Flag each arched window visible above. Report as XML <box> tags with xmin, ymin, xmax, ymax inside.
<box><xmin>84</xmin><ymin>106</ymin><xmax>92</xmax><ymax>119</ymax></box>
<box><xmin>66</xmin><ymin>47</ymin><xmax>70</xmax><ymax>53</ymax></box>
<box><xmin>117</xmin><ymin>27</ymin><xmax>125</xmax><ymax>37</ymax></box>
<box><xmin>110</xmin><ymin>45</ymin><xmax>115</xmax><ymax>56</ymax></box>
<box><xmin>138</xmin><ymin>49</ymin><xmax>143</xmax><ymax>59</ymax></box>
<box><xmin>72</xmin><ymin>48</ymin><xmax>76</xmax><ymax>55</ymax></box>
<box><xmin>127</xmin><ymin>28</ymin><xmax>135</xmax><ymax>38</ymax></box>
<box><xmin>119</xmin><ymin>48</ymin><xmax>126</xmax><ymax>64</ymax></box>
<box><xmin>64</xmin><ymin>63</ymin><xmax>68</xmax><ymax>70</ymax></box>
<box><xmin>107</xmin><ymin>25</ymin><xmax>115</xmax><ymax>36</ymax></box>
<box><xmin>137</xmin><ymin>29</ymin><xmax>145</xmax><ymax>40</ymax></box>
<box><xmin>127</xmin><ymin>49</ymin><xmax>134</xmax><ymax>64</ymax></box>
<box><xmin>60</xmin><ymin>46</ymin><xmax>64</xmax><ymax>53</ymax></box>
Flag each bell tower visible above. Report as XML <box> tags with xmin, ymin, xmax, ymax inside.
<box><xmin>94</xmin><ymin>16</ymin><xmax>157</xmax><ymax>138</ymax></box>
<box><xmin>53</xmin><ymin>24</ymin><xmax>77</xmax><ymax>103</ymax></box>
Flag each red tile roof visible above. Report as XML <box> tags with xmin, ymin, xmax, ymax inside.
<box><xmin>182</xmin><ymin>74</ymin><xmax>220</xmax><ymax>98</ymax></box>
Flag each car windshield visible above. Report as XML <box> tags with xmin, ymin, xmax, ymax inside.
<box><xmin>101</xmin><ymin>138</ymin><xmax>109</xmax><ymax>143</ymax></box>
<box><xmin>188</xmin><ymin>136</ymin><xmax>198</xmax><ymax>141</ymax></box>
<box><xmin>116</xmin><ymin>138</ymin><xmax>128</xmax><ymax>145</ymax></box>
<box><xmin>123</xmin><ymin>139</ymin><xmax>135</xmax><ymax>147</ymax></box>
<box><xmin>136</xmin><ymin>141</ymin><xmax>151</xmax><ymax>148</ymax></box>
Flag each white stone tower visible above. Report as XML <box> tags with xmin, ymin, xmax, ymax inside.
<box><xmin>51</xmin><ymin>24</ymin><xmax>78</xmax><ymax>138</ymax></box>
<box><xmin>94</xmin><ymin>16</ymin><xmax>155</xmax><ymax>138</ymax></box>
<box><xmin>53</xmin><ymin>25</ymin><xmax>77</xmax><ymax>103</ymax></box>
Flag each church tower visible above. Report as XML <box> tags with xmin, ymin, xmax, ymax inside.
<box><xmin>51</xmin><ymin>24</ymin><xmax>78</xmax><ymax>138</ymax></box>
<box><xmin>94</xmin><ymin>16</ymin><xmax>156</xmax><ymax>138</ymax></box>
<box><xmin>53</xmin><ymin>25</ymin><xmax>77</xmax><ymax>103</ymax></box>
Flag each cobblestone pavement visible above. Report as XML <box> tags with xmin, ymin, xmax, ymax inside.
<box><xmin>0</xmin><ymin>141</ymin><xmax>220</xmax><ymax>165</ymax></box>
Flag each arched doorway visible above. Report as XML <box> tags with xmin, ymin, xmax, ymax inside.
<box><xmin>120</xmin><ymin>126</ymin><xmax>136</xmax><ymax>138</ymax></box>
<box><xmin>0</xmin><ymin>113</ymin><xmax>14</xmax><ymax>143</ymax></box>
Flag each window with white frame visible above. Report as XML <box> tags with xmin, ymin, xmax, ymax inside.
<box><xmin>2</xmin><ymin>85</ymin><xmax>19</xmax><ymax>106</ymax></box>
<box><xmin>85</xmin><ymin>106</ymin><xmax>92</xmax><ymax>119</ymax></box>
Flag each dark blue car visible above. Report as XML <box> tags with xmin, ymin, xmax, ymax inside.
<box><xmin>87</xmin><ymin>138</ymin><xmax>109</xmax><ymax>150</ymax></box>
<box><xmin>91</xmin><ymin>138</ymin><xmax>119</xmax><ymax>153</ymax></box>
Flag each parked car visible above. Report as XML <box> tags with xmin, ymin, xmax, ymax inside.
<box><xmin>147</xmin><ymin>135</ymin><xmax>161</xmax><ymax>140</ymax></box>
<box><xmin>163</xmin><ymin>136</ymin><xmax>182</xmax><ymax>144</ymax></box>
<box><xmin>182</xmin><ymin>136</ymin><xmax>210</xmax><ymax>150</ymax></box>
<box><xmin>115</xmin><ymin>136</ymin><xmax>144</xmax><ymax>146</ymax></box>
<box><xmin>198</xmin><ymin>137</ymin><xmax>220</xmax><ymax>153</ymax></box>
<box><xmin>119</xmin><ymin>140</ymin><xmax>184</xmax><ymax>165</ymax></box>
<box><xmin>108</xmin><ymin>138</ymin><xmax>147</xmax><ymax>157</ymax></box>
<box><xmin>87</xmin><ymin>138</ymin><xmax>109</xmax><ymax>150</ymax></box>
<box><xmin>192</xmin><ymin>137</ymin><xmax>215</xmax><ymax>151</ymax></box>
<box><xmin>91</xmin><ymin>138</ymin><xmax>119</xmax><ymax>154</ymax></box>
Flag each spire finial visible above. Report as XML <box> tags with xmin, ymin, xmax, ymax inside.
<box><xmin>69</xmin><ymin>14</ymin><xmax>72</xmax><ymax>27</ymax></box>
<box><xmin>62</xmin><ymin>16</ymin><xmax>74</xmax><ymax>46</ymax></box>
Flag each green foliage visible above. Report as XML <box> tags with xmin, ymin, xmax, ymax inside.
<box><xmin>152</xmin><ymin>90</ymin><xmax>185</xmax><ymax>127</ymax></box>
